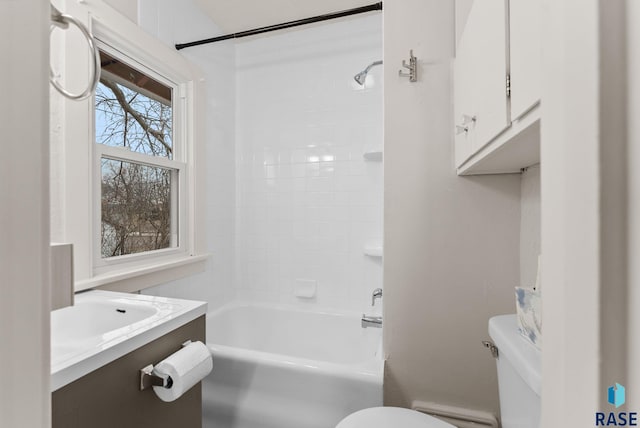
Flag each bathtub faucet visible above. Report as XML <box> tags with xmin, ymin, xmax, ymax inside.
<box><xmin>361</xmin><ymin>314</ymin><xmax>382</xmax><ymax>328</ymax></box>
<box><xmin>371</xmin><ymin>288</ymin><xmax>382</xmax><ymax>306</ymax></box>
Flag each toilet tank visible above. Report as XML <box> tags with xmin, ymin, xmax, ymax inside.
<box><xmin>489</xmin><ymin>315</ymin><xmax>541</xmax><ymax>428</ymax></box>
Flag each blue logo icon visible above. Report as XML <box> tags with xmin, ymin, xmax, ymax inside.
<box><xmin>596</xmin><ymin>383</ymin><xmax>635</xmax><ymax>426</ymax></box>
<box><xmin>608</xmin><ymin>383</ymin><xmax>626</xmax><ymax>408</ymax></box>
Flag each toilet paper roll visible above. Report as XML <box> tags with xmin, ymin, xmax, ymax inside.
<box><xmin>152</xmin><ymin>341</ymin><xmax>213</xmax><ymax>402</ymax></box>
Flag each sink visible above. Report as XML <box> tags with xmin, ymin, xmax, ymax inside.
<box><xmin>53</xmin><ymin>296</ymin><xmax>172</xmax><ymax>344</ymax></box>
<box><xmin>51</xmin><ymin>290</ymin><xmax>206</xmax><ymax>391</ymax></box>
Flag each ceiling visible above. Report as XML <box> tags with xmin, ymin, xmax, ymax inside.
<box><xmin>194</xmin><ymin>0</ymin><xmax>378</xmax><ymax>34</ymax></box>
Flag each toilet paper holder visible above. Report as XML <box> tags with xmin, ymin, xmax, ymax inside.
<box><xmin>140</xmin><ymin>365</ymin><xmax>173</xmax><ymax>391</ymax></box>
<box><xmin>139</xmin><ymin>340</ymin><xmax>192</xmax><ymax>391</ymax></box>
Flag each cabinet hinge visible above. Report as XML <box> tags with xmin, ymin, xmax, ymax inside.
<box><xmin>506</xmin><ymin>74</ymin><xmax>511</xmax><ymax>98</ymax></box>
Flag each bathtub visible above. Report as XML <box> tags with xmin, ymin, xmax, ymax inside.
<box><xmin>202</xmin><ymin>302</ymin><xmax>383</xmax><ymax>428</ymax></box>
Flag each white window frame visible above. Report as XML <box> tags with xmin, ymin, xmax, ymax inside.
<box><xmin>93</xmin><ymin>42</ymin><xmax>187</xmax><ymax>274</ymax></box>
<box><xmin>50</xmin><ymin>1</ymin><xmax>207</xmax><ymax>292</ymax></box>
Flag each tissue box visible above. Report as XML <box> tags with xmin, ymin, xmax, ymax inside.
<box><xmin>515</xmin><ymin>287</ymin><xmax>542</xmax><ymax>349</ymax></box>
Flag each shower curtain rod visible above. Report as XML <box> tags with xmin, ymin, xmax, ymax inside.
<box><xmin>175</xmin><ymin>2</ymin><xmax>383</xmax><ymax>50</ymax></box>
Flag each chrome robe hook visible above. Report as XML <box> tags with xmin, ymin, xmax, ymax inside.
<box><xmin>398</xmin><ymin>49</ymin><xmax>418</xmax><ymax>82</ymax></box>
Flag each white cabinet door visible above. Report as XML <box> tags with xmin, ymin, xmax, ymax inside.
<box><xmin>469</xmin><ymin>0</ymin><xmax>510</xmax><ymax>152</ymax></box>
<box><xmin>454</xmin><ymin>18</ymin><xmax>476</xmax><ymax>168</ymax></box>
<box><xmin>454</xmin><ymin>0</ymin><xmax>510</xmax><ymax>168</ymax></box>
<box><xmin>509</xmin><ymin>0</ymin><xmax>541</xmax><ymax>120</ymax></box>
<box><xmin>453</xmin><ymin>0</ymin><xmax>541</xmax><ymax>175</ymax></box>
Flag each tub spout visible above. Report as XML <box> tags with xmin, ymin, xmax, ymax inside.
<box><xmin>361</xmin><ymin>314</ymin><xmax>382</xmax><ymax>328</ymax></box>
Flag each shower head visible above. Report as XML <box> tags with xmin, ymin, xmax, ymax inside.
<box><xmin>354</xmin><ymin>60</ymin><xmax>383</xmax><ymax>86</ymax></box>
<box><xmin>354</xmin><ymin>60</ymin><xmax>383</xmax><ymax>85</ymax></box>
<box><xmin>354</xmin><ymin>71</ymin><xmax>368</xmax><ymax>86</ymax></box>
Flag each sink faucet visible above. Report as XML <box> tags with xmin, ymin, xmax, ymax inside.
<box><xmin>371</xmin><ymin>288</ymin><xmax>382</xmax><ymax>306</ymax></box>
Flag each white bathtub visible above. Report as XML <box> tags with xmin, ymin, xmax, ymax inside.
<box><xmin>202</xmin><ymin>303</ymin><xmax>383</xmax><ymax>428</ymax></box>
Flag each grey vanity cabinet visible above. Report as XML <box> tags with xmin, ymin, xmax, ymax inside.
<box><xmin>52</xmin><ymin>316</ymin><xmax>206</xmax><ymax>428</ymax></box>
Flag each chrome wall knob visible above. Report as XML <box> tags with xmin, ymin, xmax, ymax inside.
<box><xmin>461</xmin><ymin>114</ymin><xmax>477</xmax><ymax>125</ymax></box>
<box><xmin>455</xmin><ymin>125</ymin><xmax>469</xmax><ymax>135</ymax></box>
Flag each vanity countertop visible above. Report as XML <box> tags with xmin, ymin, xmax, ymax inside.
<box><xmin>51</xmin><ymin>290</ymin><xmax>207</xmax><ymax>391</ymax></box>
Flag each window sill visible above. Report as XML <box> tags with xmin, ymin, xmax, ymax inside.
<box><xmin>75</xmin><ymin>254</ymin><xmax>210</xmax><ymax>293</ymax></box>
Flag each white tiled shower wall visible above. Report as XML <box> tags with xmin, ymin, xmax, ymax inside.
<box><xmin>138</xmin><ymin>1</ymin><xmax>383</xmax><ymax>313</ymax></box>
<box><xmin>234</xmin><ymin>15</ymin><xmax>383</xmax><ymax>312</ymax></box>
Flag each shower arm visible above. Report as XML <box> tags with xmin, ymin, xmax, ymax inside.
<box><xmin>364</xmin><ymin>60</ymin><xmax>383</xmax><ymax>73</ymax></box>
<box><xmin>354</xmin><ymin>60</ymin><xmax>383</xmax><ymax>85</ymax></box>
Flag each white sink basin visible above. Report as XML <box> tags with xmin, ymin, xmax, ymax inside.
<box><xmin>51</xmin><ymin>290</ymin><xmax>206</xmax><ymax>391</ymax></box>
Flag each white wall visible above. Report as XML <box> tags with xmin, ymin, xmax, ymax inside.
<box><xmin>139</xmin><ymin>0</ymin><xmax>236</xmax><ymax>309</ymax></box>
<box><xmin>628</xmin><ymin>0</ymin><xmax>640</xmax><ymax>407</ymax></box>
<box><xmin>234</xmin><ymin>15</ymin><xmax>383</xmax><ymax>312</ymax></box>
<box><xmin>540</xmin><ymin>0</ymin><xmax>632</xmax><ymax>423</ymax></box>
<box><xmin>103</xmin><ymin>0</ymin><xmax>138</xmax><ymax>23</ymax></box>
<box><xmin>383</xmin><ymin>0</ymin><xmax>521</xmax><ymax>416</ymax></box>
<box><xmin>598</xmin><ymin>0</ymin><xmax>629</xmax><ymax>410</ymax></box>
<box><xmin>0</xmin><ymin>1</ymin><xmax>50</xmax><ymax>426</ymax></box>
<box><xmin>520</xmin><ymin>165</ymin><xmax>540</xmax><ymax>288</ymax></box>
<box><xmin>539</xmin><ymin>0</ymin><xmax>600</xmax><ymax>424</ymax></box>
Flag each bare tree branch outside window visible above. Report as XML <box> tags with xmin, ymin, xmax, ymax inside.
<box><xmin>96</xmin><ymin>67</ymin><xmax>175</xmax><ymax>258</ymax></box>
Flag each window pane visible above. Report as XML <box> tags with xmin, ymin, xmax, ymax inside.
<box><xmin>101</xmin><ymin>158</ymin><xmax>175</xmax><ymax>258</ymax></box>
<box><xmin>96</xmin><ymin>51</ymin><xmax>173</xmax><ymax>159</ymax></box>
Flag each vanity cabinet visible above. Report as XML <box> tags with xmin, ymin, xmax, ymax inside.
<box><xmin>454</xmin><ymin>0</ymin><xmax>541</xmax><ymax>175</ymax></box>
<box><xmin>52</xmin><ymin>316</ymin><xmax>205</xmax><ymax>428</ymax></box>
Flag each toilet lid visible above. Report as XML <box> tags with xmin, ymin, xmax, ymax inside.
<box><xmin>336</xmin><ymin>407</ymin><xmax>455</xmax><ymax>428</ymax></box>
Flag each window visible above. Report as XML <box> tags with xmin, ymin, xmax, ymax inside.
<box><xmin>100</xmin><ymin>159</ymin><xmax>175</xmax><ymax>256</ymax></box>
<box><xmin>95</xmin><ymin>50</ymin><xmax>180</xmax><ymax>260</ymax></box>
<box><xmin>49</xmin><ymin>2</ymin><xmax>207</xmax><ymax>292</ymax></box>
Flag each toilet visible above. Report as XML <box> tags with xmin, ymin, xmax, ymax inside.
<box><xmin>489</xmin><ymin>314</ymin><xmax>541</xmax><ymax>428</ymax></box>
<box><xmin>336</xmin><ymin>314</ymin><xmax>541</xmax><ymax>428</ymax></box>
<box><xmin>336</xmin><ymin>406</ymin><xmax>454</xmax><ymax>428</ymax></box>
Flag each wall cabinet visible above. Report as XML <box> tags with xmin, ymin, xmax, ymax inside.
<box><xmin>454</xmin><ymin>0</ymin><xmax>541</xmax><ymax>175</ymax></box>
<box><xmin>509</xmin><ymin>0</ymin><xmax>542</xmax><ymax>121</ymax></box>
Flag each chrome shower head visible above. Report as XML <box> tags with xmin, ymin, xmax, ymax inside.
<box><xmin>354</xmin><ymin>60</ymin><xmax>383</xmax><ymax>86</ymax></box>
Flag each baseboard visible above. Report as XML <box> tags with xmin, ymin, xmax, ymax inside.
<box><xmin>411</xmin><ymin>400</ymin><xmax>500</xmax><ymax>428</ymax></box>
